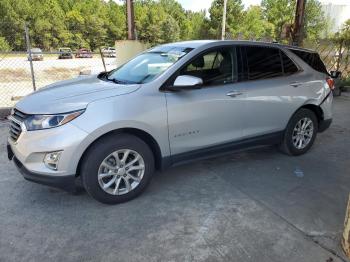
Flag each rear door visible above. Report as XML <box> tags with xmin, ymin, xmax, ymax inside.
<box><xmin>238</xmin><ymin>45</ymin><xmax>305</xmax><ymax>137</ymax></box>
<box><xmin>165</xmin><ymin>46</ymin><xmax>245</xmax><ymax>156</ymax></box>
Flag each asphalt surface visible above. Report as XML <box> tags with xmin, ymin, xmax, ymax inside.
<box><xmin>0</xmin><ymin>96</ymin><xmax>349</xmax><ymax>262</ymax></box>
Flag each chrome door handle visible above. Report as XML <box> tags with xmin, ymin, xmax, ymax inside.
<box><xmin>290</xmin><ymin>82</ymin><xmax>302</xmax><ymax>87</ymax></box>
<box><xmin>226</xmin><ymin>91</ymin><xmax>243</xmax><ymax>97</ymax></box>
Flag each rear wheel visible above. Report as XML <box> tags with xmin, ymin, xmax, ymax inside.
<box><xmin>280</xmin><ymin>108</ymin><xmax>318</xmax><ymax>156</ymax></box>
<box><xmin>81</xmin><ymin>134</ymin><xmax>155</xmax><ymax>204</ymax></box>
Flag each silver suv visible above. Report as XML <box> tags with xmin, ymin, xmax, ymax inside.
<box><xmin>7</xmin><ymin>41</ymin><xmax>333</xmax><ymax>204</ymax></box>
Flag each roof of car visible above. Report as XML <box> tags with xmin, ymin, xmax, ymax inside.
<box><xmin>163</xmin><ymin>40</ymin><xmax>317</xmax><ymax>53</ymax></box>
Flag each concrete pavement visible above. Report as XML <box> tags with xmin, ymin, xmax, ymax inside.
<box><xmin>0</xmin><ymin>96</ymin><xmax>349</xmax><ymax>262</ymax></box>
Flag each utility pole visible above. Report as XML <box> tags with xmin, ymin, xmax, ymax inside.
<box><xmin>126</xmin><ymin>0</ymin><xmax>135</xmax><ymax>40</ymax></box>
<box><xmin>292</xmin><ymin>0</ymin><xmax>306</xmax><ymax>46</ymax></box>
<box><xmin>221</xmin><ymin>0</ymin><xmax>227</xmax><ymax>40</ymax></box>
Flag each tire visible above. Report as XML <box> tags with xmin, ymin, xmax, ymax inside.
<box><xmin>81</xmin><ymin>134</ymin><xmax>155</xmax><ymax>204</ymax></box>
<box><xmin>332</xmin><ymin>87</ymin><xmax>341</xmax><ymax>97</ymax></box>
<box><xmin>280</xmin><ymin>108</ymin><xmax>318</xmax><ymax>156</ymax></box>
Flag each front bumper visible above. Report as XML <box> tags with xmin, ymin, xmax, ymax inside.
<box><xmin>8</xmin><ymin>121</ymin><xmax>89</xmax><ymax>180</ymax></box>
<box><xmin>8</xmin><ymin>144</ymin><xmax>76</xmax><ymax>191</ymax></box>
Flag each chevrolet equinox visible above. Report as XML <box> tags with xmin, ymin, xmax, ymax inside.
<box><xmin>7</xmin><ymin>41</ymin><xmax>333</xmax><ymax>204</ymax></box>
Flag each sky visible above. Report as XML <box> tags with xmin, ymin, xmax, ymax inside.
<box><xmin>176</xmin><ymin>0</ymin><xmax>350</xmax><ymax>12</ymax></box>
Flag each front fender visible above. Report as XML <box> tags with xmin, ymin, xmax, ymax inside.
<box><xmin>68</xmin><ymin>92</ymin><xmax>170</xmax><ymax>174</ymax></box>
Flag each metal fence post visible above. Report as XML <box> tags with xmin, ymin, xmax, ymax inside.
<box><xmin>99</xmin><ymin>47</ymin><xmax>107</xmax><ymax>72</ymax></box>
<box><xmin>24</xmin><ymin>23</ymin><xmax>36</xmax><ymax>91</ymax></box>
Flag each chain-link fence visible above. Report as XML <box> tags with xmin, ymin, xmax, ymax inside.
<box><xmin>306</xmin><ymin>40</ymin><xmax>350</xmax><ymax>79</ymax></box>
<box><xmin>2</xmin><ymin>23</ymin><xmax>350</xmax><ymax>110</ymax></box>
<box><xmin>0</xmin><ymin>23</ymin><xmax>117</xmax><ymax>109</ymax></box>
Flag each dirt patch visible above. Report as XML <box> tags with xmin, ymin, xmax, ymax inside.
<box><xmin>42</xmin><ymin>67</ymin><xmax>85</xmax><ymax>81</ymax></box>
<box><xmin>0</xmin><ymin>69</ymin><xmax>31</xmax><ymax>82</ymax></box>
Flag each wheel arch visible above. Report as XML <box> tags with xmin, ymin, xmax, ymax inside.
<box><xmin>76</xmin><ymin>128</ymin><xmax>164</xmax><ymax>177</ymax></box>
<box><xmin>299</xmin><ymin>103</ymin><xmax>324</xmax><ymax>125</ymax></box>
<box><xmin>284</xmin><ymin>103</ymin><xmax>324</xmax><ymax>133</ymax></box>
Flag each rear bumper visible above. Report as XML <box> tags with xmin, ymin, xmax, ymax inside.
<box><xmin>13</xmin><ymin>155</ymin><xmax>76</xmax><ymax>191</ymax></box>
<box><xmin>319</xmin><ymin>90</ymin><xmax>333</xmax><ymax>132</ymax></box>
<box><xmin>318</xmin><ymin>118</ymin><xmax>332</xmax><ymax>132</ymax></box>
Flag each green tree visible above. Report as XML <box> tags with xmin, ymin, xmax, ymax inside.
<box><xmin>134</xmin><ymin>0</ymin><xmax>168</xmax><ymax>45</ymax></box>
<box><xmin>261</xmin><ymin>0</ymin><xmax>327</xmax><ymax>43</ymax></box>
<box><xmin>261</xmin><ymin>0</ymin><xmax>294</xmax><ymax>41</ymax></box>
<box><xmin>0</xmin><ymin>37</ymin><xmax>11</xmax><ymax>51</ymax></box>
<box><xmin>304</xmin><ymin>0</ymin><xmax>327</xmax><ymax>42</ymax></box>
<box><xmin>159</xmin><ymin>0</ymin><xmax>188</xmax><ymax>39</ymax></box>
<box><xmin>105</xmin><ymin>0</ymin><xmax>126</xmax><ymax>45</ymax></box>
<box><xmin>186</xmin><ymin>10</ymin><xmax>209</xmax><ymax>40</ymax></box>
<box><xmin>0</xmin><ymin>0</ymin><xmax>32</xmax><ymax>50</ymax></box>
<box><xmin>160</xmin><ymin>15</ymin><xmax>180</xmax><ymax>43</ymax></box>
<box><xmin>241</xmin><ymin>5</ymin><xmax>275</xmax><ymax>40</ymax></box>
<box><xmin>30</xmin><ymin>0</ymin><xmax>67</xmax><ymax>50</ymax></box>
<box><xmin>208</xmin><ymin>0</ymin><xmax>244</xmax><ymax>39</ymax></box>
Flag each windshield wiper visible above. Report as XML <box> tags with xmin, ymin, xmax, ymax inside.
<box><xmin>110</xmin><ymin>78</ymin><xmax>128</xmax><ymax>84</ymax></box>
<box><xmin>106</xmin><ymin>76</ymin><xmax>137</xmax><ymax>85</ymax></box>
<box><xmin>97</xmin><ymin>71</ymin><xmax>109</xmax><ymax>80</ymax></box>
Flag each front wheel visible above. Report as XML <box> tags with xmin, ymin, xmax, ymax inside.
<box><xmin>280</xmin><ymin>108</ymin><xmax>318</xmax><ymax>156</ymax></box>
<box><xmin>81</xmin><ymin>134</ymin><xmax>155</xmax><ymax>204</ymax></box>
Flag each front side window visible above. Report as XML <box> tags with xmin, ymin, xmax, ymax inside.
<box><xmin>107</xmin><ymin>46</ymin><xmax>192</xmax><ymax>84</ymax></box>
<box><xmin>179</xmin><ymin>48</ymin><xmax>236</xmax><ymax>86</ymax></box>
<box><xmin>244</xmin><ymin>46</ymin><xmax>283</xmax><ymax>80</ymax></box>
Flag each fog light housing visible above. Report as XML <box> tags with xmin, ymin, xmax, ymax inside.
<box><xmin>44</xmin><ymin>151</ymin><xmax>62</xmax><ymax>170</ymax></box>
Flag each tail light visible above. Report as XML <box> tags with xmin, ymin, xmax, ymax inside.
<box><xmin>326</xmin><ymin>77</ymin><xmax>335</xmax><ymax>90</ymax></box>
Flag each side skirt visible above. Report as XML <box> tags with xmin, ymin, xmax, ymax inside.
<box><xmin>161</xmin><ymin>131</ymin><xmax>284</xmax><ymax>169</ymax></box>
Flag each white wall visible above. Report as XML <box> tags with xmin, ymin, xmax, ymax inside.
<box><xmin>322</xmin><ymin>3</ymin><xmax>350</xmax><ymax>33</ymax></box>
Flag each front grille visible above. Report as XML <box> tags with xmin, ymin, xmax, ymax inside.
<box><xmin>9</xmin><ymin>109</ymin><xmax>27</xmax><ymax>142</ymax></box>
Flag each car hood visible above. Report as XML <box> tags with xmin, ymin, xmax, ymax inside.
<box><xmin>15</xmin><ymin>75</ymin><xmax>141</xmax><ymax>114</ymax></box>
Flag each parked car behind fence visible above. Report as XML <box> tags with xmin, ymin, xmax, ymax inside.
<box><xmin>28</xmin><ymin>48</ymin><xmax>43</xmax><ymax>61</ymax></box>
<box><xmin>58</xmin><ymin>48</ymin><xmax>73</xmax><ymax>59</ymax></box>
<box><xmin>75</xmin><ymin>48</ymin><xmax>93</xmax><ymax>58</ymax></box>
<box><xmin>102</xmin><ymin>47</ymin><xmax>116</xmax><ymax>57</ymax></box>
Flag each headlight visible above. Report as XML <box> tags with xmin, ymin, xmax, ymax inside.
<box><xmin>24</xmin><ymin>110</ymin><xmax>84</xmax><ymax>131</ymax></box>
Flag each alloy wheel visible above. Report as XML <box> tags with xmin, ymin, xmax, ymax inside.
<box><xmin>292</xmin><ymin>117</ymin><xmax>314</xmax><ymax>150</ymax></box>
<box><xmin>97</xmin><ymin>149</ymin><xmax>145</xmax><ymax>195</ymax></box>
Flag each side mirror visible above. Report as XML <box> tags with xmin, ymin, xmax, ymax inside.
<box><xmin>172</xmin><ymin>75</ymin><xmax>203</xmax><ymax>90</ymax></box>
<box><xmin>330</xmin><ymin>70</ymin><xmax>341</xmax><ymax>79</ymax></box>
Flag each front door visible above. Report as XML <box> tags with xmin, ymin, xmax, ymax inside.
<box><xmin>165</xmin><ymin>47</ymin><xmax>245</xmax><ymax>156</ymax></box>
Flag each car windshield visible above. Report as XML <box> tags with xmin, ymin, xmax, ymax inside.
<box><xmin>31</xmin><ymin>48</ymin><xmax>41</xmax><ymax>53</ymax></box>
<box><xmin>107</xmin><ymin>46</ymin><xmax>192</xmax><ymax>84</ymax></box>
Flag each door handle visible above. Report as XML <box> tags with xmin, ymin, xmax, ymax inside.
<box><xmin>227</xmin><ymin>91</ymin><xmax>243</xmax><ymax>97</ymax></box>
<box><xmin>290</xmin><ymin>82</ymin><xmax>302</xmax><ymax>87</ymax></box>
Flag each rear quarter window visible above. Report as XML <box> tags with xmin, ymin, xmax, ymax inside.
<box><xmin>288</xmin><ymin>49</ymin><xmax>328</xmax><ymax>74</ymax></box>
<box><xmin>281</xmin><ymin>52</ymin><xmax>299</xmax><ymax>75</ymax></box>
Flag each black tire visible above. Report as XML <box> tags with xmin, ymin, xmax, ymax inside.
<box><xmin>332</xmin><ymin>87</ymin><xmax>341</xmax><ymax>97</ymax></box>
<box><xmin>81</xmin><ymin>133</ymin><xmax>155</xmax><ymax>204</ymax></box>
<box><xmin>280</xmin><ymin>108</ymin><xmax>318</xmax><ymax>156</ymax></box>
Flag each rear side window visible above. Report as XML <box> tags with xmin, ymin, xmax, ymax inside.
<box><xmin>288</xmin><ymin>49</ymin><xmax>328</xmax><ymax>74</ymax></box>
<box><xmin>281</xmin><ymin>52</ymin><xmax>299</xmax><ymax>75</ymax></box>
<box><xmin>243</xmin><ymin>46</ymin><xmax>283</xmax><ymax>80</ymax></box>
